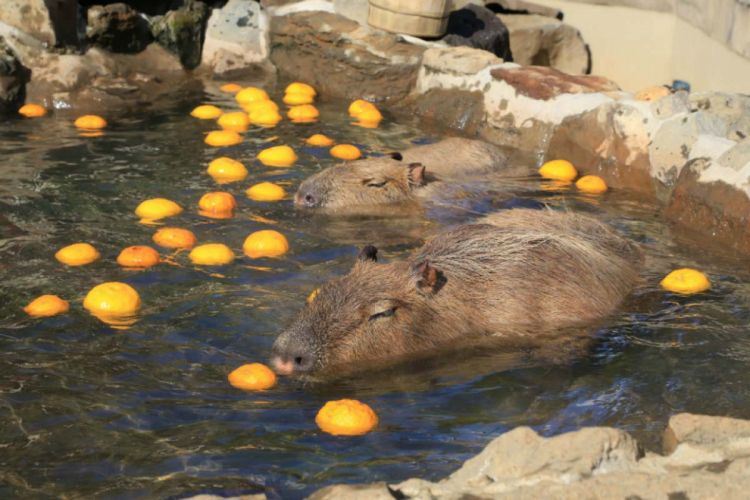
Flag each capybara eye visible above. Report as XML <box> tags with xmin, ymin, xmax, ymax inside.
<box><xmin>368</xmin><ymin>308</ymin><xmax>396</xmax><ymax>321</ymax></box>
<box><xmin>364</xmin><ymin>179</ymin><xmax>387</xmax><ymax>188</ymax></box>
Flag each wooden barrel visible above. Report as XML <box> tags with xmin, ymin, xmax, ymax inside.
<box><xmin>368</xmin><ymin>0</ymin><xmax>449</xmax><ymax>38</ymax></box>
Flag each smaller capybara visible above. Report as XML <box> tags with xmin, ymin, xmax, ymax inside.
<box><xmin>270</xmin><ymin>209</ymin><xmax>641</xmax><ymax>376</ymax></box>
<box><xmin>295</xmin><ymin>137</ymin><xmax>526</xmax><ymax>210</ymax></box>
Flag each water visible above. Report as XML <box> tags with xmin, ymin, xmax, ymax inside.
<box><xmin>1</xmin><ymin>86</ymin><xmax>750</xmax><ymax>499</ymax></box>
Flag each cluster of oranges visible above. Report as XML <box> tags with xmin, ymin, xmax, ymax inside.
<box><xmin>19</xmin><ymin>82</ymin><xmax>386</xmax><ymax>436</ymax></box>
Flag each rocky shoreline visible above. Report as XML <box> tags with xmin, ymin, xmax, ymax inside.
<box><xmin>311</xmin><ymin>413</ymin><xmax>750</xmax><ymax>499</ymax></box>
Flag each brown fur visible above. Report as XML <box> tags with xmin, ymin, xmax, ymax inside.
<box><xmin>271</xmin><ymin>209</ymin><xmax>642</xmax><ymax>375</ymax></box>
<box><xmin>295</xmin><ymin>138</ymin><xmax>524</xmax><ymax>209</ymax></box>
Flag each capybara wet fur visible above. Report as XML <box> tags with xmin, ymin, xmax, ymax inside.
<box><xmin>294</xmin><ymin>137</ymin><xmax>527</xmax><ymax>210</ymax></box>
<box><xmin>271</xmin><ymin>209</ymin><xmax>642</xmax><ymax>376</ymax></box>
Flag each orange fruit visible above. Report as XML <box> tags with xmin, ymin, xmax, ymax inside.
<box><xmin>228</xmin><ymin>363</ymin><xmax>277</xmax><ymax>391</ymax></box>
<box><xmin>152</xmin><ymin>227</ymin><xmax>197</xmax><ymax>249</ymax></box>
<box><xmin>55</xmin><ymin>243</ymin><xmax>100</xmax><ymax>266</ymax></box>
<box><xmin>24</xmin><ymin>295</ymin><xmax>69</xmax><ymax>317</ymax></box>
<box><xmin>315</xmin><ymin>399</ymin><xmax>378</xmax><ymax>436</ymax></box>
<box><xmin>117</xmin><ymin>245</ymin><xmax>160</xmax><ymax>268</ymax></box>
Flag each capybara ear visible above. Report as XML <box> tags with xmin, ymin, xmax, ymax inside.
<box><xmin>408</xmin><ymin>163</ymin><xmax>426</xmax><ymax>187</ymax></box>
<box><xmin>388</xmin><ymin>152</ymin><xmax>403</xmax><ymax>161</ymax></box>
<box><xmin>357</xmin><ymin>244</ymin><xmax>378</xmax><ymax>262</ymax></box>
<box><xmin>415</xmin><ymin>259</ymin><xmax>444</xmax><ymax>293</ymax></box>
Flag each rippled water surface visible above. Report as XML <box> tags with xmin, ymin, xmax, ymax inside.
<box><xmin>2</xmin><ymin>85</ymin><xmax>750</xmax><ymax>499</ymax></box>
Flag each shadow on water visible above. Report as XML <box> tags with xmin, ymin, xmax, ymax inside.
<box><xmin>1</xmin><ymin>89</ymin><xmax>750</xmax><ymax>498</ymax></box>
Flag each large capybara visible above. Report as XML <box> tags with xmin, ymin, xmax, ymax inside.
<box><xmin>295</xmin><ymin>137</ymin><xmax>527</xmax><ymax>210</ymax></box>
<box><xmin>270</xmin><ymin>209</ymin><xmax>641</xmax><ymax>376</ymax></box>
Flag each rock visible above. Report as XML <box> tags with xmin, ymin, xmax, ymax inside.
<box><xmin>490</xmin><ymin>65</ymin><xmax>619</xmax><ymax>100</ymax></box>
<box><xmin>307</xmin><ymin>482</ymin><xmax>394</xmax><ymax>500</ymax></box>
<box><xmin>409</xmin><ymin>45</ymin><xmax>500</xmax><ymax>134</ymax></box>
<box><xmin>86</xmin><ymin>3</ymin><xmax>152</xmax><ymax>53</ymax></box>
<box><xmin>443</xmin><ymin>426</ymin><xmax>641</xmax><ymax>491</ymax></box>
<box><xmin>546</xmin><ymin>100</ymin><xmax>658</xmax><ymax>196</ymax></box>
<box><xmin>689</xmin><ymin>91</ymin><xmax>750</xmax><ymax>142</ymax></box>
<box><xmin>664</xmin><ymin>414</ymin><xmax>750</xmax><ymax>455</ymax></box>
<box><xmin>24</xmin><ymin>44</ymin><xmax>190</xmax><ymax>112</ymax></box>
<box><xmin>314</xmin><ymin>414</ymin><xmax>750</xmax><ymax>499</ymax></box>
<box><xmin>442</xmin><ymin>4</ymin><xmax>513</xmax><ymax>61</ymax></box>
<box><xmin>665</xmin><ymin>158</ymin><xmax>750</xmax><ymax>255</ymax></box>
<box><xmin>151</xmin><ymin>0</ymin><xmax>210</xmax><ymax>69</ymax></box>
<box><xmin>408</xmin><ymin>88</ymin><xmax>486</xmax><ymax>135</ymax></box>
<box><xmin>649</xmin><ymin>110</ymin><xmax>730</xmax><ymax>188</ymax></box>
<box><xmin>270</xmin><ymin>11</ymin><xmax>424</xmax><ymax>103</ymax></box>
<box><xmin>498</xmin><ymin>13</ymin><xmax>590</xmax><ymax>75</ymax></box>
<box><xmin>201</xmin><ymin>0</ymin><xmax>271</xmax><ymax>76</ymax></box>
<box><xmin>0</xmin><ymin>0</ymin><xmax>79</xmax><ymax>47</ymax></box>
<box><xmin>0</xmin><ymin>36</ymin><xmax>29</xmax><ymax>113</ymax></box>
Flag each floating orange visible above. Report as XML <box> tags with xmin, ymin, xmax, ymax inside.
<box><xmin>55</xmin><ymin>243</ymin><xmax>100</xmax><ymax>266</ymax></box>
<box><xmin>23</xmin><ymin>295</ymin><xmax>69</xmax><ymax>317</ymax></box>
<box><xmin>19</xmin><ymin>104</ymin><xmax>46</xmax><ymax>118</ymax></box>
<box><xmin>315</xmin><ymin>399</ymin><xmax>378</xmax><ymax>436</ymax></box>
<box><xmin>198</xmin><ymin>191</ymin><xmax>237</xmax><ymax>219</ymax></box>
<box><xmin>74</xmin><ymin>115</ymin><xmax>107</xmax><ymax>130</ymax></box>
<box><xmin>205</xmin><ymin>130</ymin><xmax>242</xmax><ymax>147</ymax></box>
<box><xmin>243</xmin><ymin>230</ymin><xmax>289</xmax><ymax>258</ymax></box>
<box><xmin>152</xmin><ymin>227</ymin><xmax>197</xmax><ymax>249</ymax></box>
<box><xmin>117</xmin><ymin>245</ymin><xmax>160</xmax><ymax>268</ymax></box>
<box><xmin>228</xmin><ymin>363</ymin><xmax>277</xmax><ymax>391</ymax></box>
<box><xmin>330</xmin><ymin>144</ymin><xmax>362</xmax><ymax>161</ymax></box>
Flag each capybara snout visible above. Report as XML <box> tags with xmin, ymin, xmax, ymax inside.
<box><xmin>271</xmin><ymin>209</ymin><xmax>642</xmax><ymax>376</ymax></box>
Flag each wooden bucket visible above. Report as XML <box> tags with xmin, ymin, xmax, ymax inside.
<box><xmin>368</xmin><ymin>0</ymin><xmax>449</xmax><ymax>38</ymax></box>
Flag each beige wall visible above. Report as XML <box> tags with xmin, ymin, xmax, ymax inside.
<box><xmin>530</xmin><ymin>0</ymin><xmax>750</xmax><ymax>93</ymax></box>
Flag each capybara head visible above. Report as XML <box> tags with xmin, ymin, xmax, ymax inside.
<box><xmin>270</xmin><ymin>245</ymin><xmax>443</xmax><ymax>375</ymax></box>
<box><xmin>295</xmin><ymin>156</ymin><xmax>426</xmax><ymax>209</ymax></box>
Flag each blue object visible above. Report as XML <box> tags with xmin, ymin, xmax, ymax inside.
<box><xmin>672</xmin><ymin>80</ymin><xmax>691</xmax><ymax>92</ymax></box>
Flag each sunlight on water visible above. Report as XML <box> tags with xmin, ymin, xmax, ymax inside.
<box><xmin>1</xmin><ymin>87</ymin><xmax>750</xmax><ymax>498</ymax></box>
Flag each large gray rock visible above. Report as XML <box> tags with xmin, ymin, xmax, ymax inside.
<box><xmin>0</xmin><ymin>36</ymin><xmax>28</xmax><ymax>113</ymax></box>
<box><xmin>201</xmin><ymin>0</ymin><xmax>270</xmax><ymax>75</ymax></box>
<box><xmin>86</xmin><ymin>3</ymin><xmax>152</xmax><ymax>53</ymax></box>
<box><xmin>0</xmin><ymin>0</ymin><xmax>79</xmax><ymax>47</ymax></box>
<box><xmin>151</xmin><ymin>0</ymin><xmax>210</xmax><ymax>69</ymax></box>
<box><xmin>499</xmin><ymin>13</ymin><xmax>591</xmax><ymax>75</ymax></box>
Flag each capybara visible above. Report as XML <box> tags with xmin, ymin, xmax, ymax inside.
<box><xmin>270</xmin><ymin>209</ymin><xmax>641</xmax><ymax>376</ymax></box>
<box><xmin>295</xmin><ymin>137</ymin><xmax>526</xmax><ymax>210</ymax></box>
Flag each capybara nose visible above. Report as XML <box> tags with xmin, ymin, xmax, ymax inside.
<box><xmin>270</xmin><ymin>356</ymin><xmax>296</xmax><ymax>375</ymax></box>
<box><xmin>270</xmin><ymin>350</ymin><xmax>316</xmax><ymax>375</ymax></box>
<box><xmin>294</xmin><ymin>191</ymin><xmax>318</xmax><ymax>208</ymax></box>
